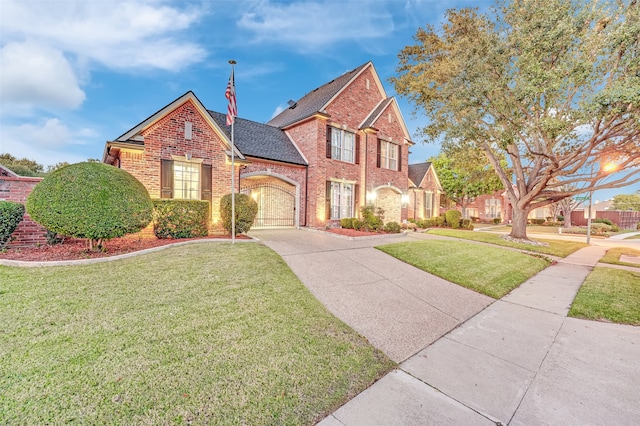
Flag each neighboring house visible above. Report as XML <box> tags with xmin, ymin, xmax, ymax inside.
<box><xmin>0</xmin><ymin>164</ymin><xmax>46</xmax><ymax>246</ymax></box>
<box><xmin>407</xmin><ymin>162</ymin><xmax>442</xmax><ymax>221</ymax></box>
<box><xmin>103</xmin><ymin>61</ymin><xmax>414</xmax><ymax>229</ymax></box>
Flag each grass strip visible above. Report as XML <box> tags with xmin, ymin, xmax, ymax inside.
<box><xmin>600</xmin><ymin>247</ymin><xmax>640</xmax><ymax>268</ymax></box>
<box><xmin>377</xmin><ymin>240</ymin><xmax>549</xmax><ymax>299</ymax></box>
<box><xmin>569</xmin><ymin>267</ymin><xmax>640</xmax><ymax>325</ymax></box>
<box><xmin>426</xmin><ymin>228</ymin><xmax>586</xmax><ymax>257</ymax></box>
<box><xmin>0</xmin><ymin>243</ymin><xmax>394</xmax><ymax>425</ymax></box>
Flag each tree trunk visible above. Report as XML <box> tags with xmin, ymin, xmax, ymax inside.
<box><xmin>509</xmin><ymin>207</ymin><xmax>530</xmax><ymax>239</ymax></box>
<box><xmin>563</xmin><ymin>212</ymin><xmax>572</xmax><ymax>229</ymax></box>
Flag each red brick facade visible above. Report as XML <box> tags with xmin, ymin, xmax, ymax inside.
<box><xmin>0</xmin><ymin>176</ymin><xmax>47</xmax><ymax>246</ymax></box>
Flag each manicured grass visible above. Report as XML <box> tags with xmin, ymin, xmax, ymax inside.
<box><xmin>0</xmin><ymin>243</ymin><xmax>394</xmax><ymax>425</ymax></box>
<box><xmin>569</xmin><ymin>267</ymin><xmax>640</xmax><ymax>325</ymax></box>
<box><xmin>377</xmin><ymin>240</ymin><xmax>549</xmax><ymax>299</ymax></box>
<box><xmin>600</xmin><ymin>247</ymin><xmax>640</xmax><ymax>268</ymax></box>
<box><xmin>426</xmin><ymin>228</ymin><xmax>586</xmax><ymax>257</ymax></box>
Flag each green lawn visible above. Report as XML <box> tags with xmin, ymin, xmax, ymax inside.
<box><xmin>426</xmin><ymin>228</ymin><xmax>586</xmax><ymax>257</ymax></box>
<box><xmin>377</xmin><ymin>240</ymin><xmax>550</xmax><ymax>299</ymax></box>
<box><xmin>569</xmin><ymin>267</ymin><xmax>640</xmax><ymax>325</ymax></box>
<box><xmin>0</xmin><ymin>243</ymin><xmax>393</xmax><ymax>425</ymax></box>
<box><xmin>600</xmin><ymin>247</ymin><xmax>640</xmax><ymax>268</ymax></box>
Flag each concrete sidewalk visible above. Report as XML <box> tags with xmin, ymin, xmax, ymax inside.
<box><xmin>319</xmin><ymin>244</ymin><xmax>640</xmax><ymax>425</ymax></box>
<box><xmin>253</xmin><ymin>230</ymin><xmax>640</xmax><ymax>425</ymax></box>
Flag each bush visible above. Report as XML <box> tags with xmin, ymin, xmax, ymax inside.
<box><xmin>352</xmin><ymin>219</ymin><xmax>364</xmax><ymax>231</ymax></box>
<box><xmin>590</xmin><ymin>223</ymin><xmax>612</xmax><ymax>235</ymax></box>
<box><xmin>383</xmin><ymin>221</ymin><xmax>402</xmax><ymax>233</ymax></box>
<box><xmin>460</xmin><ymin>218</ymin><xmax>474</xmax><ymax>230</ymax></box>
<box><xmin>44</xmin><ymin>229</ymin><xmax>65</xmax><ymax>245</ymax></box>
<box><xmin>436</xmin><ymin>216</ymin><xmax>446</xmax><ymax>227</ymax></box>
<box><xmin>153</xmin><ymin>199</ymin><xmax>209</xmax><ymax>239</ymax></box>
<box><xmin>26</xmin><ymin>162</ymin><xmax>153</xmax><ymax>250</ymax></box>
<box><xmin>593</xmin><ymin>218</ymin><xmax>614</xmax><ymax>226</ymax></box>
<box><xmin>492</xmin><ymin>218</ymin><xmax>501</xmax><ymax>224</ymax></box>
<box><xmin>220</xmin><ymin>193</ymin><xmax>258</xmax><ymax>235</ymax></box>
<box><xmin>340</xmin><ymin>218</ymin><xmax>355</xmax><ymax>229</ymax></box>
<box><xmin>360</xmin><ymin>205</ymin><xmax>383</xmax><ymax>232</ymax></box>
<box><xmin>445</xmin><ymin>209</ymin><xmax>462</xmax><ymax>229</ymax></box>
<box><xmin>530</xmin><ymin>218</ymin><xmax>545</xmax><ymax>225</ymax></box>
<box><xmin>637</xmin><ymin>222</ymin><xmax>640</xmax><ymax>231</ymax></box>
<box><xmin>0</xmin><ymin>201</ymin><xmax>25</xmax><ymax>249</ymax></box>
<box><xmin>557</xmin><ymin>215</ymin><xmax>564</xmax><ymax>222</ymax></box>
<box><xmin>402</xmin><ymin>222</ymin><xmax>417</xmax><ymax>231</ymax></box>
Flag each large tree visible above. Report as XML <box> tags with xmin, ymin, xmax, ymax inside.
<box><xmin>392</xmin><ymin>0</ymin><xmax>640</xmax><ymax>239</ymax></box>
<box><xmin>612</xmin><ymin>193</ymin><xmax>640</xmax><ymax>210</ymax></box>
<box><xmin>0</xmin><ymin>153</ymin><xmax>45</xmax><ymax>177</ymax></box>
<box><xmin>430</xmin><ymin>148</ymin><xmax>504</xmax><ymax>217</ymax></box>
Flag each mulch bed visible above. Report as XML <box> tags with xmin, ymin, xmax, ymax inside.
<box><xmin>325</xmin><ymin>228</ymin><xmax>394</xmax><ymax>238</ymax></box>
<box><xmin>1</xmin><ymin>234</ymin><xmax>249</xmax><ymax>262</ymax></box>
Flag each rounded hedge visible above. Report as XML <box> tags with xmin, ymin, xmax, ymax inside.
<box><xmin>26</xmin><ymin>162</ymin><xmax>153</xmax><ymax>243</ymax></box>
<box><xmin>220</xmin><ymin>193</ymin><xmax>258</xmax><ymax>235</ymax></box>
<box><xmin>0</xmin><ymin>201</ymin><xmax>25</xmax><ymax>249</ymax></box>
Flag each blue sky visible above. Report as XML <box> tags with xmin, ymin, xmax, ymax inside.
<box><xmin>0</xmin><ymin>0</ymin><xmax>636</xmax><ymax>202</ymax></box>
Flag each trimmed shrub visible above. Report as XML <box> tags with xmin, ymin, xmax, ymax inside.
<box><xmin>460</xmin><ymin>218</ymin><xmax>474</xmax><ymax>230</ymax></box>
<box><xmin>220</xmin><ymin>193</ymin><xmax>258</xmax><ymax>235</ymax></box>
<box><xmin>360</xmin><ymin>205</ymin><xmax>383</xmax><ymax>232</ymax></box>
<box><xmin>445</xmin><ymin>209</ymin><xmax>462</xmax><ymax>229</ymax></box>
<box><xmin>0</xmin><ymin>201</ymin><xmax>25</xmax><ymax>249</ymax></box>
<box><xmin>402</xmin><ymin>222</ymin><xmax>417</xmax><ymax>231</ymax></box>
<box><xmin>530</xmin><ymin>218</ymin><xmax>545</xmax><ymax>225</ymax></box>
<box><xmin>383</xmin><ymin>221</ymin><xmax>402</xmax><ymax>233</ymax></box>
<box><xmin>593</xmin><ymin>218</ymin><xmax>614</xmax><ymax>226</ymax></box>
<box><xmin>492</xmin><ymin>218</ymin><xmax>501</xmax><ymax>224</ymax></box>
<box><xmin>637</xmin><ymin>222</ymin><xmax>640</xmax><ymax>230</ymax></box>
<box><xmin>26</xmin><ymin>162</ymin><xmax>153</xmax><ymax>250</ymax></box>
<box><xmin>557</xmin><ymin>215</ymin><xmax>564</xmax><ymax>222</ymax></box>
<box><xmin>352</xmin><ymin>219</ymin><xmax>364</xmax><ymax>231</ymax></box>
<box><xmin>436</xmin><ymin>216</ymin><xmax>446</xmax><ymax>227</ymax></box>
<box><xmin>153</xmin><ymin>199</ymin><xmax>209</xmax><ymax>239</ymax></box>
<box><xmin>340</xmin><ymin>218</ymin><xmax>355</xmax><ymax>229</ymax></box>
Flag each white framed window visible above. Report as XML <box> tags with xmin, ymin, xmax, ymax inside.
<box><xmin>380</xmin><ymin>140</ymin><xmax>399</xmax><ymax>171</ymax></box>
<box><xmin>485</xmin><ymin>198</ymin><xmax>501</xmax><ymax>219</ymax></box>
<box><xmin>330</xmin><ymin>181</ymin><xmax>354</xmax><ymax>220</ymax></box>
<box><xmin>424</xmin><ymin>191</ymin><xmax>433</xmax><ymax>218</ymax></box>
<box><xmin>173</xmin><ymin>161</ymin><xmax>200</xmax><ymax>200</ymax></box>
<box><xmin>331</xmin><ymin>128</ymin><xmax>355</xmax><ymax>163</ymax></box>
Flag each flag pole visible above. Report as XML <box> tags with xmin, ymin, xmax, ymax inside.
<box><xmin>228</xmin><ymin>60</ymin><xmax>237</xmax><ymax>244</ymax></box>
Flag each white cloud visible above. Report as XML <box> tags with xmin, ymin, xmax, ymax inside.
<box><xmin>0</xmin><ymin>0</ymin><xmax>207</xmax><ymax>72</ymax></box>
<box><xmin>10</xmin><ymin>119</ymin><xmax>74</xmax><ymax>148</ymax></box>
<box><xmin>271</xmin><ymin>105</ymin><xmax>286</xmax><ymax>119</ymax></box>
<box><xmin>0</xmin><ymin>42</ymin><xmax>86</xmax><ymax>111</ymax></box>
<box><xmin>238</xmin><ymin>1</ymin><xmax>394</xmax><ymax>52</ymax></box>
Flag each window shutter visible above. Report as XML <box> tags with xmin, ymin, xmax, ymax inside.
<box><xmin>355</xmin><ymin>134</ymin><xmax>360</xmax><ymax>164</ymax></box>
<box><xmin>326</xmin><ymin>126</ymin><xmax>332</xmax><ymax>159</ymax></box>
<box><xmin>397</xmin><ymin>144</ymin><xmax>402</xmax><ymax>171</ymax></box>
<box><xmin>201</xmin><ymin>164</ymin><xmax>212</xmax><ymax>202</ymax></box>
<box><xmin>161</xmin><ymin>159</ymin><xmax>173</xmax><ymax>198</ymax></box>
<box><xmin>376</xmin><ymin>139</ymin><xmax>381</xmax><ymax>168</ymax></box>
<box><xmin>326</xmin><ymin>181</ymin><xmax>332</xmax><ymax>220</ymax></box>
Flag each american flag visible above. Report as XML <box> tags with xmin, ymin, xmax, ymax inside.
<box><xmin>225</xmin><ymin>69</ymin><xmax>237</xmax><ymax>126</ymax></box>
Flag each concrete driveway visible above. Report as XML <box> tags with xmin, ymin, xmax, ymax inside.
<box><xmin>251</xmin><ymin>229</ymin><xmax>493</xmax><ymax>362</ymax></box>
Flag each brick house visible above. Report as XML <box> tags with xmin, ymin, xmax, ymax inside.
<box><xmin>0</xmin><ymin>164</ymin><xmax>47</xmax><ymax>246</ymax></box>
<box><xmin>103</xmin><ymin>61</ymin><xmax>415</xmax><ymax>229</ymax></box>
<box><xmin>407</xmin><ymin>162</ymin><xmax>442</xmax><ymax>221</ymax></box>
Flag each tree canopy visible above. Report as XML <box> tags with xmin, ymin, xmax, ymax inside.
<box><xmin>392</xmin><ymin>0</ymin><xmax>640</xmax><ymax>238</ymax></box>
<box><xmin>0</xmin><ymin>153</ymin><xmax>45</xmax><ymax>177</ymax></box>
<box><xmin>612</xmin><ymin>194</ymin><xmax>640</xmax><ymax>211</ymax></box>
<box><xmin>430</xmin><ymin>148</ymin><xmax>504</xmax><ymax>213</ymax></box>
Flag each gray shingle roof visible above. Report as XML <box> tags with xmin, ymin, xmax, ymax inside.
<box><xmin>267</xmin><ymin>62</ymin><xmax>370</xmax><ymax>128</ymax></box>
<box><xmin>208</xmin><ymin>111</ymin><xmax>307</xmax><ymax>166</ymax></box>
<box><xmin>360</xmin><ymin>98</ymin><xmax>394</xmax><ymax>129</ymax></box>
<box><xmin>408</xmin><ymin>162</ymin><xmax>432</xmax><ymax>187</ymax></box>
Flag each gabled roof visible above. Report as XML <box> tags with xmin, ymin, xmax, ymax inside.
<box><xmin>408</xmin><ymin>162</ymin><xmax>441</xmax><ymax>190</ymax></box>
<box><xmin>360</xmin><ymin>98</ymin><xmax>393</xmax><ymax>130</ymax></box>
<box><xmin>0</xmin><ymin>163</ymin><xmax>19</xmax><ymax>177</ymax></box>
<box><xmin>108</xmin><ymin>91</ymin><xmax>245</xmax><ymax>160</ymax></box>
<box><xmin>208</xmin><ymin>111</ymin><xmax>307</xmax><ymax>166</ymax></box>
<box><xmin>268</xmin><ymin>62</ymin><xmax>375</xmax><ymax>128</ymax></box>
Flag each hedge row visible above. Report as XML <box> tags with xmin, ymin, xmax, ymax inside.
<box><xmin>153</xmin><ymin>199</ymin><xmax>210</xmax><ymax>239</ymax></box>
<box><xmin>0</xmin><ymin>201</ymin><xmax>25</xmax><ymax>249</ymax></box>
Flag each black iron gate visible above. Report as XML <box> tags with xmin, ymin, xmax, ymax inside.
<box><xmin>240</xmin><ymin>183</ymin><xmax>296</xmax><ymax>228</ymax></box>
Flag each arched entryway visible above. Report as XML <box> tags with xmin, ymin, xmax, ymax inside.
<box><xmin>240</xmin><ymin>171</ymin><xmax>300</xmax><ymax>228</ymax></box>
<box><xmin>372</xmin><ymin>185</ymin><xmax>403</xmax><ymax>224</ymax></box>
